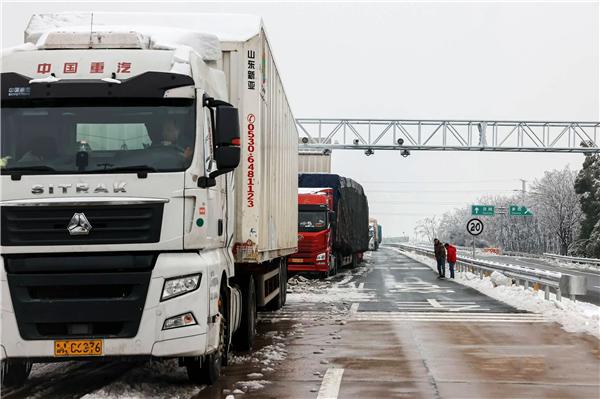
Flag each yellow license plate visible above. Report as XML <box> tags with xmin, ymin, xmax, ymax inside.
<box><xmin>54</xmin><ymin>339</ymin><xmax>103</xmax><ymax>357</ymax></box>
<box><xmin>289</xmin><ymin>258</ymin><xmax>303</xmax><ymax>263</ymax></box>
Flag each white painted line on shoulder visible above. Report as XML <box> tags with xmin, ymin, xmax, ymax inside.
<box><xmin>317</xmin><ymin>368</ymin><xmax>345</xmax><ymax>399</ymax></box>
<box><xmin>427</xmin><ymin>298</ymin><xmax>443</xmax><ymax>308</ymax></box>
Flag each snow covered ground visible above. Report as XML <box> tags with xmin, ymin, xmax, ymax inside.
<box><xmin>286</xmin><ymin>264</ymin><xmax>373</xmax><ymax>305</ymax></box>
<box><xmin>78</xmin><ymin>327</ymin><xmax>297</xmax><ymax>399</ymax></box>
<box><xmin>81</xmin><ymin>360</ymin><xmax>203</xmax><ymax>399</ymax></box>
<box><xmin>542</xmin><ymin>256</ymin><xmax>600</xmax><ymax>273</ymax></box>
<box><xmin>398</xmin><ymin>249</ymin><xmax>600</xmax><ymax>339</ymax></box>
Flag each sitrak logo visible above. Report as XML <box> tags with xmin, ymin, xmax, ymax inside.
<box><xmin>67</xmin><ymin>213</ymin><xmax>92</xmax><ymax>236</ymax></box>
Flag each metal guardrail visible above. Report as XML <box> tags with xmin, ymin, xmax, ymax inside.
<box><xmin>393</xmin><ymin>243</ymin><xmax>587</xmax><ymax>302</ymax></box>
<box><xmin>543</xmin><ymin>253</ymin><xmax>600</xmax><ymax>266</ymax></box>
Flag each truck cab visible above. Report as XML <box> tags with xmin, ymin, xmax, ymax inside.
<box><xmin>288</xmin><ymin>188</ymin><xmax>336</xmax><ymax>277</ymax></box>
<box><xmin>368</xmin><ymin>218</ymin><xmax>380</xmax><ymax>250</ymax></box>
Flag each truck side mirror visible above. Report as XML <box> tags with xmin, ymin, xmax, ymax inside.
<box><xmin>198</xmin><ymin>95</ymin><xmax>241</xmax><ymax>188</ymax></box>
<box><xmin>214</xmin><ymin>105</ymin><xmax>240</xmax><ymax>170</ymax></box>
<box><xmin>328</xmin><ymin>211</ymin><xmax>336</xmax><ymax>225</ymax></box>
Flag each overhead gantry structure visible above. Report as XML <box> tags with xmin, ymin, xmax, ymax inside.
<box><xmin>295</xmin><ymin>119</ymin><xmax>600</xmax><ymax>154</ymax></box>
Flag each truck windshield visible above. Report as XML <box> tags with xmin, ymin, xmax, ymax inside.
<box><xmin>299</xmin><ymin>211</ymin><xmax>327</xmax><ymax>232</ymax></box>
<box><xmin>0</xmin><ymin>99</ymin><xmax>195</xmax><ymax>175</ymax></box>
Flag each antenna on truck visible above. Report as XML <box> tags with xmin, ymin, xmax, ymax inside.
<box><xmin>88</xmin><ymin>13</ymin><xmax>94</xmax><ymax>48</ymax></box>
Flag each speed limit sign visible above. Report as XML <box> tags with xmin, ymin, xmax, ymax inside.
<box><xmin>466</xmin><ymin>218</ymin><xmax>484</xmax><ymax>236</ymax></box>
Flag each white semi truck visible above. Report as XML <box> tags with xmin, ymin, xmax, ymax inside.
<box><xmin>0</xmin><ymin>13</ymin><xmax>298</xmax><ymax>386</ymax></box>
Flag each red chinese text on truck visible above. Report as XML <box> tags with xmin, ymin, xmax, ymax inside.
<box><xmin>288</xmin><ymin>188</ymin><xmax>335</xmax><ymax>277</ymax></box>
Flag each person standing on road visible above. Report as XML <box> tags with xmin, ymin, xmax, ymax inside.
<box><xmin>433</xmin><ymin>238</ymin><xmax>446</xmax><ymax>278</ymax></box>
<box><xmin>444</xmin><ymin>243</ymin><xmax>457</xmax><ymax>279</ymax></box>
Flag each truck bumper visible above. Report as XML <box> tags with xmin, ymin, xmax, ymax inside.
<box><xmin>0</xmin><ymin>253</ymin><xmax>213</xmax><ymax>359</ymax></box>
<box><xmin>287</xmin><ymin>256</ymin><xmax>328</xmax><ymax>273</ymax></box>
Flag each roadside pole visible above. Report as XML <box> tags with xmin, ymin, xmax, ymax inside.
<box><xmin>467</xmin><ymin>218</ymin><xmax>484</xmax><ymax>274</ymax></box>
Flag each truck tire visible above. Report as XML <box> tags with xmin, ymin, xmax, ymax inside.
<box><xmin>1</xmin><ymin>359</ymin><xmax>32</xmax><ymax>388</ymax></box>
<box><xmin>186</xmin><ymin>286</ymin><xmax>227</xmax><ymax>385</ymax></box>
<box><xmin>351</xmin><ymin>253</ymin><xmax>358</xmax><ymax>268</ymax></box>
<box><xmin>265</xmin><ymin>258</ymin><xmax>287</xmax><ymax>310</ymax></box>
<box><xmin>232</xmin><ymin>275</ymin><xmax>256</xmax><ymax>351</ymax></box>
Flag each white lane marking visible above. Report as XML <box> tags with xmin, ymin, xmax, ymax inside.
<box><xmin>358</xmin><ymin>282</ymin><xmax>365</xmax><ymax>289</ymax></box>
<box><xmin>350</xmin><ymin>303</ymin><xmax>360</xmax><ymax>314</ymax></box>
<box><xmin>351</xmin><ymin>312</ymin><xmax>546</xmax><ymax>323</ymax></box>
<box><xmin>391</xmin><ymin>281</ymin><xmax>454</xmax><ymax>294</ymax></box>
<box><xmin>317</xmin><ymin>368</ymin><xmax>345</xmax><ymax>399</ymax></box>
<box><xmin>449</xmin><ymin>304</ymin><xmax>482</xmax><ymax>312</ymax></box>
<box><xmin>427</xmin><ymin>299</ymin><xmax>443</xmax><ymax>308</ymax></box>
<box><xmin>594</xmin><ymin>286</ymin><xmax>600</xmax><ymax>289</ymax></box>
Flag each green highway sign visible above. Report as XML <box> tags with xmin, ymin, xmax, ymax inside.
<box><xmin>471</xmin><ymin>205</ymin><xmax>495</xmax><ymax>216</ymax></box>
<box><xmin>509</xmin><ymin>205</ymin><xmax>533</xmax><ymax>216</ymax></box>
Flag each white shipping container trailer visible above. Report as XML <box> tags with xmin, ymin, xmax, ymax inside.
<box><xmin>0</xmin><ymin>12</ymin><xmax>297</xmax><ymax>387</ymax></box>
<box><xmin>299</xmin><ymin>151</ymin><xmax>332</xmax><ymax>173</ymax></box>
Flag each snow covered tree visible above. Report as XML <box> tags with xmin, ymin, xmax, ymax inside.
<box><xmin>573</xmin><ymin>151</ymin><xmax>600</xmax><ymax>257</ymax></box>
<box><xmin>530</xmin><ymin>167</ymin><xmax>582</xmax><ymax>255</ymax></box>
<box><xmin>435</xmin><ymin>165</ymin><xmax>583</xmax><ymax>255</ymax></box>
<box><xmin>414</xmin><ymin>216</ymin><xmax>439</xmax><ymax>242</ymax></box>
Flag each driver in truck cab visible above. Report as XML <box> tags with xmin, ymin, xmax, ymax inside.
<box><xmin>148</xmin><ymin>118</ymin><xmax>193</xmax><ymax>160</ymax></box>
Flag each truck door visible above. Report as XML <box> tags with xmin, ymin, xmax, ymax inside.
<box><xmin>183</xmin><ymin>101</ymin><xmax>226</xmax><ymax>250</ymax></box>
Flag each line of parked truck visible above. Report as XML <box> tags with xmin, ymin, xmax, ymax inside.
<box><xmin>0</xmin><ymin>12</ymin><xmax>379</xmax><ymax>387</ymax></box>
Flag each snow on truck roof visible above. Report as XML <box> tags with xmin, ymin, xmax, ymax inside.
<box><xmin>19</xmin><ymin>13</ymin><xmax>263</xmax><ymax>62</ymax></box>
<box><xmin>26</xmin><ymin>12</ymin><xmax>263</xmax><ymax>43</ymax></box>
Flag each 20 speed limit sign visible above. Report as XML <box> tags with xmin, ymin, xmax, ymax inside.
<box><xmin>466</xmin><ymin>218</ymin><xmax>484</xmax><ymax>236</ymax></box>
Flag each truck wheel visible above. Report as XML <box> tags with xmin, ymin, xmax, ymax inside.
<box><xmin>1</xmin><ymin>359</ymin><xmax>32</xmax><ymax>388</ymax></box>
<box><xmin>265</xmin><ymin>258</ymin><xmax>287</xmax><ymax>310</ymax></box>
<box><xmin>232</xmin><ymin>275</ymin><xmax>256</xmax><ymax>351</ymax></box>
<box><xmin>186</xmin><ymin>287</ymin><xmax>227</xmax><ymax>385</ymax></box>
<box><xmin>351</xmin><ymin>253</ymin><xmax>358</xmax><ymax>268</ymax></box>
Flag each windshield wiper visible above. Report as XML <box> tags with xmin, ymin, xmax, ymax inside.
<box><xmin>1</xmin><ymin>165</ymin><xmax>57</xmax><ymax>180</ymax></box>
<box><xmin>96</xmin><ymin>165</ymin><xmax>157</xmax><ymax>178</ymax></box>
<box><xmin>2</xmin><ymin>165</ymin><xmax>56</xmax><ymax>172</ymax></box>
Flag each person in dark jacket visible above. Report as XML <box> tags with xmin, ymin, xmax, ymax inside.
<box><xmin>433</xmin><ymin>238</ymin><xmax>446</xmax><ymax>278</ymax></box>
<box><xmin>444</xmin><ymin>243</ymin><xmax>457</xmax><ymax>279</ymax></box>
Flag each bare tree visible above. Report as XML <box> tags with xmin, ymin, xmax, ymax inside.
<box><xmin>414</xmin><ymin>216</ymin><xmax>439</xmax><ymax>243</ymax></box>
<box><xmin>530</xmin><ymin>167</ymin><xmax>582</xmax><ymax>255</ymax></box>
<box><xmin>435</xmin><ymin>167</ymin><xmax>582</xmax><ymax>255</ymax></box>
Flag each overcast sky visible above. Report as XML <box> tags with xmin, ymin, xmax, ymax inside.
<box><xmin>2</xmin><ymin>1</ymin><xmax>598</xmax><ymax>237</ymax></box>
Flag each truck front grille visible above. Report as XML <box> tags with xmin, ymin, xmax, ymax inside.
<box><xmin>5</xmin><ymin>253</ymin><xmax>155</xmax><ymax>340</ymax></box>
<box><xmin>1</xmin><ymin>203</ymin><xmax>163</xmax><ymax>246</ymax></box>
<box><xmin>298</xmin><ymin>239</ymin><xmax>326</xmax><ymax>255</ymax></box>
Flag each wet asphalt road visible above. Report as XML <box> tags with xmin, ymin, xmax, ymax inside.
<box><xmin>2</xmin><ymin>247</ymin><xmax>599</xmax><ymax>399</ymax></box>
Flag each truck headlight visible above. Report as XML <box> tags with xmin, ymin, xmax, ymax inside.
<box><xmin>316</xmin><ymin>253</ymin><xmax>327</xmax><ymax>261</ymax></box>
<box><xmin>161</xmin><ymin>274</ymin><xmax>201</xmax><ymax>301</ymax></box>
<box><xmin>163</xmin><ymin>312</ymin><xmax>197</xmax><ymax>330</ymax></box>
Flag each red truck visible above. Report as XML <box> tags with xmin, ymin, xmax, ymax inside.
<box><xmin>288</xmin><ymin>174</ymin><xmax>370</xmax><ymax>278</ymax></box>
<box><xmin>288</xmin><ymin>188</ymin><xmax>336</xmax><ymax>277</ymax></box>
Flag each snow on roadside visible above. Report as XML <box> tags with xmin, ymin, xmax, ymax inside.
<box><xmin>398</xmin><ymin>249</ymin><xmax>600</xmax><ymax>339</ymax></box>
<box><xmin>81</xmin><ymin>360</ymin><xmax>203</xmax><ymax>399</ymax></box>
<box><xmin>543</xmin><ymin>257</ymin><xmax>600</xmax><ymax>274</ymax></box>
<box><xmin>286</xmin><ymin>265</ymin><xmax>373</xmax><ymax>304</ymax></box>
<box><xmin>224</xmin><ymin>329</ymin><xmax>294</xmax><ymax>396</ymax></box>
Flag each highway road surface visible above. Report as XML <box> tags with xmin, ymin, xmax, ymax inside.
<box><xmin>3</xmin><ymin>247</ymin><xmax>599</xmax><ymax>399</ymax></box>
